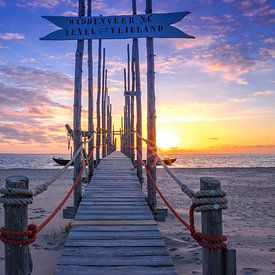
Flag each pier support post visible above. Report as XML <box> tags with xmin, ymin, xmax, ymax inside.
<box><xmin>4</xmin><ymin>176</ymin><xmax>31</xmax><ymax>275</ymax></box>
<box><xmin>146</xmin><ymin>0</ymin><xmax>157</xmax><ymax>212</ymax></box>
<box><xmin>200</xmin><ymin>177</ymin><xmax>224</xmax><ymax>275</ymax></box>
<box><xmin>73</xmin><ymin>0</ymin><xmax>85</xmax><ymax>211</ymax></box>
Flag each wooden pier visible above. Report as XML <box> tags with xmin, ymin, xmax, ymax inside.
<box><xmin>56</xmin><ymin>151</ymin><xmax>177</xmax><ymax>275</ymax></box>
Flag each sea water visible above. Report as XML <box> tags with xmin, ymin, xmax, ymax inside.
<box><xmin>0</xmin><ymin>153</ymin><xmax>274</xmax><ymax>169</ymax></box>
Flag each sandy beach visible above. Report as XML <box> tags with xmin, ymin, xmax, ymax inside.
<box><xmin>0</xmin><ymin>167</ymin><xmax>274</xmax><ymax>274</ymax></box>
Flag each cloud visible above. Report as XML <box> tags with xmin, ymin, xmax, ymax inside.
<box><xmin>0</xmin><ymin>33</ymin><xmax>25</xmax><ymax>40</ymax></box>
<box><xmin>16</xmin><ymin>0</ymin><xmax>67</xmax><ymax>9</ymax></box>
<box><xmin>0</xmin><ymin>43</ymin><xmax>8</xmax><ymax>49</ymax></box>
<box><xmin>20</xmin><ymin>57</ymin><xmax>37</xmax><ymax>64</ymax></box>
<box><xmin>253</xmin><ymin>90</ymin><xmax>274</xmax><ymax>96</ymax></box>
<box><xmin>62</xmin><ymin>10</ymin><xmax>78</xmax><ymax>16</ymax></box>
<box><xmin>174</xmin><ymin>35</ymin><xmax>215</xmax><ymax>50</ymax></box>
<box><xmin>0</xmin><ymin>0</ymin><xmax>5</xmax><ymax>7</ymax></box>
<box><xmin>0</xmin><ymin>63</ymin><xmax>76</xmax><ymax>148</ymax></box>
<box><xmin>0</xmin><ymin>64</ymin><xmax>73</xmax><ymax>93</ymax></box>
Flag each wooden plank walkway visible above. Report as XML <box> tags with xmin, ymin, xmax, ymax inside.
<box><xmin>56</xmin><ymin>151</ymin><xmax>177</xmax><ymax>275</ymax></box>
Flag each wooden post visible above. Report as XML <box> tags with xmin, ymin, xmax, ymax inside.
<box><xmin>87</xmin><ymin>0</ymin><xmax>94</xmax><ymax>180</ymax></box>
<box><xmin>4</xmin><ymin>176</ymin><xmax>30</xmax><ymax>275</ymax></box>
<box><xmin>96</xmin><ymin>39</ymin><xmax>102</xmax><ymax>165</ymax></box>
<box><xmin>106</xmin><ymin>95</ymin><xmax>110</xmax><ymax>154</ymax></box>
<box><xmin>130</xmin><ymin>41</ymin><xmax>135</xmax><ymax>163</ymax></box>
<box><xmin>146</xmin><ymin>0</ymin><xmax>157</xmax><ymax>211</ymax></box>
<box><xmin>121</xmin><ymin>117</ymin><xmax>124</xmax><ymax>153</ymax></box>
<box><xmin>123</xmin><ymin>68</ymin><xmax>128</xmax><ymax>157</ymax></box>
<box><xmin>132</xmin><ymin>0</ymin><xmax>143</xmax><ymax>183</ymax></box>
<box><xmin>101</xmin><ymin>48</ymin><xmax>106</xmax><ymax>158</ymax></box>
<box><xmin>112</xmin><ymin>124</ymin><xmax>115</xmax><ymax>150</ymax></box>
<box><xmin>127</xmin><ymin>44</ymin><xmax>131</xmax><ymax>158</ymax></box>
<box><xmin>200</xmin><ymin>177</ymin><xmax>224</xmax><ymax>275</ymax></box>
<box><xmin>110</xmin><ymin>103</ymin><xmax>113</xmax><ymax>153</ymax></box>
<box><xmin>73</xmin><ymin>0</ymin><xmax>85</xmax><ymax>210</ymax></box>
<box><xmin>104</xmin><ymin>69</ymin><xmax>108</xmax><ymax>154</ymax></box>
<box><xmin>225</xmin><ymin>249</ymin><xmax>236</xmax><ymax>275</ymax></box>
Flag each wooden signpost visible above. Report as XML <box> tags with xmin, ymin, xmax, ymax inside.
<box><xmin>41</xmin><ymin>12</ymin><xmax>194</xmax><ymax>40</ymax></box>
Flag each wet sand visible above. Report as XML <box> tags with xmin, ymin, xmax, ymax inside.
<box><xmin>0</xmin><ymin>167</ymin><xmax>274</xmax><ymax>274</ymax></box>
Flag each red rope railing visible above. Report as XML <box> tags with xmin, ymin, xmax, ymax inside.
<box><xmin>0</xmin><ymin>152</ymin><xmax>93</xmax><ymax>247</ymax></box>
<box><xmin>136</xmin><ymin>150</ymin><xmax>227</xmax><ymax>249</ymax></box>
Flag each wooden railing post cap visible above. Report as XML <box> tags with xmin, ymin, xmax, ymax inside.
<box><xmin>200</xmin><ymin>177</ymin><xmax>220</xmax><ymax>189</ymax></box>
<box><xmin>6</xmin><ymin>176</ymin><xmax>29</xmax><ymax>187</ymax></box>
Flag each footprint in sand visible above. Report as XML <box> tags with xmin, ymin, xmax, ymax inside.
<box><xmin>241</xmin><ymin>267</ymin><xmax>261</xmax><ymax>274</ymax></box>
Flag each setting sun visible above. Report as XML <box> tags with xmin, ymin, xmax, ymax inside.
<box><xmin>157</xmin><ymin>130</ymin><xmax>180</xmax><ymax>150</ymax></box>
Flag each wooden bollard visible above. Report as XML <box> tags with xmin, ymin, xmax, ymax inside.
<box><xmin>200</xmin><ymin>177</ymin><xmax>224</xmax><ymax>275</ymax></box>
<box><xmin>4</xmin><ymin>176</ymin><xmax>30</xmax><ymax>275</ymax></box>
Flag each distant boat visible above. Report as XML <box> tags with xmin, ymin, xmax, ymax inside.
<box><xmin>53</xmin><ymin>157</ymin><xmax>74</xmax><ymax>166</ymax></box>
<box><xmin>134</xmin><ymin>158</ymin><xmax>177</xmax><ymax>166</ymax></box>
<box><xmin>53</xmin><ymin>157</ymin><xmax>97</xmax><ymax>166</ymax></box>
<box><xmin>163</xmin><ymin>158</ymin><xmax>177</xmax><ymax>165</ymax></box>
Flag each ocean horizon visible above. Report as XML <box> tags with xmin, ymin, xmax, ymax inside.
<box><xmin>0</xmin><ymin>153</ymin><xmax>275</xmax><ymax>169</ymax></box>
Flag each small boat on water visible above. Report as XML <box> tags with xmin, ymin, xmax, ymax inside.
<box><xmin>163</xmin><ymin>158</ymin><xmax>177</xmax><ymax>165</ymax></box>
<box><xmin>53</xmin><ymin>157</ymin><xmax>97</xmax><ymax>166</ymax></box>
<box><xmin>53</xmin><ymin>157</ymin><xmax>74</xmax><ymax>166</ymax></box>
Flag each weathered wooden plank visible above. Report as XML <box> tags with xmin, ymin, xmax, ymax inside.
<box><xmin>61</xmin><ymin>246</ymin><xmax>169</xmax><ymax>256</ymax></box>
<box><xmin>77</xmin><ymin>205</ymin><xmax>148</xmax><ymax>210</ymax></box>
<box><xmin>69</xmin><ymin>231</ymin><xmax>163</xmax><ymax>239</ymax></box>
<box><xmin>82</xmin><ymin>198</ymin><xmax>145</xmax><ymax>202</ymax></box>
<box><xmin>58</xmin><ymin>255</ymin><xmax>173</xmax><ymax>266</ymax></box>
<box><xmin>71</xmin><ymin>225</ymin><xmax>159</xmax><ymax>232</ymax></box>
<box><xmin>80</xmin><ymin>201</ymin><xmax>147</xmax><ymax>206</ymax></box>
<box><xmin>56</xmin><ymin>265</ymin><xmax>177</xmax><ymax>275</ymax></box>
<box><xmin>77</xmin><ymin>209</ymin><xmax>152</xmax><ymax>215</ymax></box>
<box><xmin>72</xmin><ymin>220</ymin><xmax>157</xmax><ymax>226</ymax></box>
<box><xmin>65</xmin><ymin>239</ymin><xmax>166</xmax><ymax>247</ymax></box>
<box><xmin>75</xmin><ymin>214</ymin><xmax>152</xmax><ymax>220</ymax></box>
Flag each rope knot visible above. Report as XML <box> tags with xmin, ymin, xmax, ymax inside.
<box><xmin>0</xmin><ymin>224</ymin><xmax>37</xmax><ymax>247</ymax></box>
<box><xmin>189</xmin><ymin>204</ymin><xmax>227</xmax><ymax>249</ymax></box>
<box><xmin>0</xmin><ymin>187</ymin><xmax>33</xmax><ymax>205</ymax></box>
<box><xmin>191</xmin><ymin>189</ymin><xmax>228</xmax><ymax>212</ymax></box>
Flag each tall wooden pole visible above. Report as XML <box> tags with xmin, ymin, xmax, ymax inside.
<box><xmin>73</xmin><ymin>0</ymin><xmax>85</xmax><ymax>210</ymax></box>
<box><xmin>146</xmin><ymin>0</ymin><xmax>157</xmax><ymax>211</ymax></box>
<box><xmin>96</xmin><ymin>39</ymin><xmax>102</xmax><ymax>165</ymax></box>
<box><xmin>130</xmin><ymin>42</ymin><xmax>135</xmax><ymax>163</ymax></box>
<box><xmin>132</xmin><ymin>0</ymin><xmax>143</xmax><ymax>182</ymax></box>
<box><xmin>123</xmin><ymin>68</ymin><xmax>128</xmax><ymax>156</ymax></box>
<box><xmin>87</xmin><ymin>0</ymin><xmax>94</xmax><ymax>179</ymax></box>
<box><xmin>110</xmin><ymin>102</ymin><xmax>113</xmax><ymax>153</ymax></box>
<box><xmin>127</xmin><ymin>44</ymin><xmax>131</xmax><ymax>158</ymax></box>
<box><xmin>106</xmin><ymin>97</ymin><xmax>110</xmax><ymax>154</ymax></box>
<box><xmin>120</xmin><ymin>117</ymin><xmax>124</xmax><ymax>152</ymax></box>
<box><xmin>112</xmin><ymin>124</ymin><xmax>115</xmax><ymax>150</ymax></box>
<box><xmin>101</xmin><ymin>48</ymin><xmax>106</xmax><ymax>158</ymax></box>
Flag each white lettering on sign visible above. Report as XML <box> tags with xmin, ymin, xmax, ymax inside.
<box><xmin>40</xmin><ymin>12</ymin><xmax>194</xmax><ymax>40</ymax></box>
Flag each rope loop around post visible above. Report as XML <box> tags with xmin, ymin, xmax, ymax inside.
<box><xmin>0</xmin><ymin>187</ymin><xmax>33</xmax><ymax>205</ymax></box>
<box><xmin>191</xmin><ymin>188</ymin><xmax>228</xmax><ymax>212</ymax></box>
<box><xmin>0</xmin><ymin>224</ymin><xmax>37</xmax><ymax>247</ymax></box>
<box><xmin>189</xmin><ymin>204</ymin><xmax>227</xmax><ymax>249</ymax></box>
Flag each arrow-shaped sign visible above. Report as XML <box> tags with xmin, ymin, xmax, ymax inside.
<box><xmin>40</xmin><ymin>12</ymin><xmax>195</xmax><ymax>41</ymax></box>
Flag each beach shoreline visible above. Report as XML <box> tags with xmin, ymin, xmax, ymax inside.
<box><xmin>0</xmin><ymin>167</ymin><xmax>274</xmax><ymax>274</ymax></box>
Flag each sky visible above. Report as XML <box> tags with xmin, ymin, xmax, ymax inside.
<box><xmin>0</xmin><ymin>0</ymin><xmax>274</xmax><ymax>154</ymax></box>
